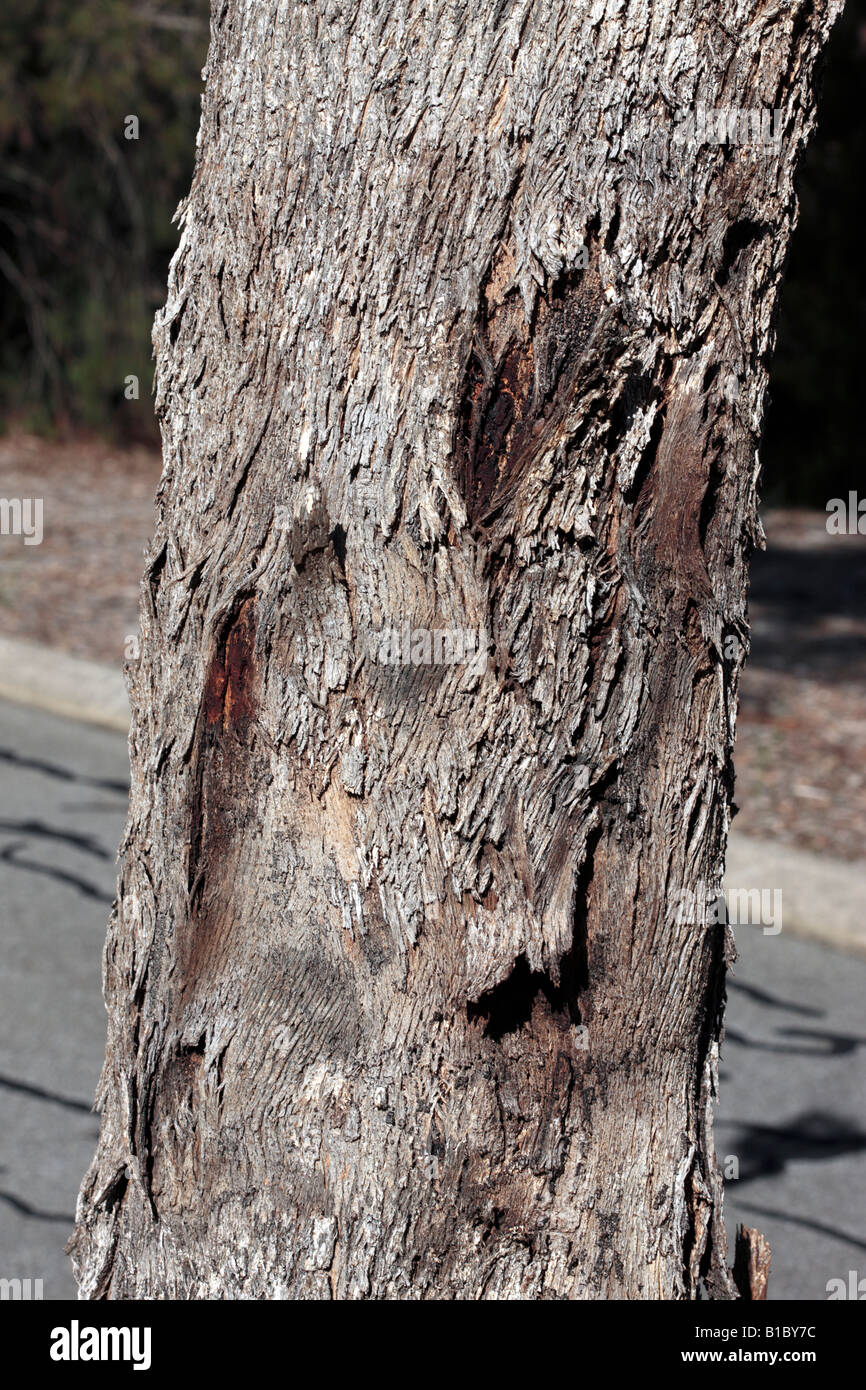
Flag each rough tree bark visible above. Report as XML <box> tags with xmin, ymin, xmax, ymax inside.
<box><xmin>71</xmin><ymin>0</ymin><xmax>842</xmax><ymax>1299</ymax></box>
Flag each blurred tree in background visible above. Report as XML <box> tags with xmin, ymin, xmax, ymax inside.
<box><xmin>761</xmin><ymin>0</ymin><xmax>866</xmax><ymax>505</ymax></box>
<box><xmin>0</xmin><ymin>0</ymin><xmax>207</xmax><ymax>440</ymax></box>
<box><xmin>0</xmin><ymin>0</ymin><xmax>861</xmax><ymax>496</ymax></box>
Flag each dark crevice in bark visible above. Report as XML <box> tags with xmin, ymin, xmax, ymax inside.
<box><xmin>456</xmin><ymin>330</ymin><xmax>532</xmax><ymax>525</ymax></box>
<box><xmin>456</xmin><ymin>250</ymin><xmax>607</xmax><ymax>530</ymax></box>
<box><xmin>603</xmin><ymin>204</ymin><xmax>621</xmax><ymax>252</ymax></box>
<box><xmin>698</xmin><ymin>443</ymin><xmax>727</xmax><ymax>554</ymax></box>
<box><xmin>168</xmin><ymin>296</ymin><xmax>187</xmax><ymax>345</ymax></box>
<box><xmin>188</xmin><ymin>595</ymin><xmax>258</xmax><ymax>916</ymax></box>
<box><xmin>215</xmin><ymin>1043</ymin><xmax>228</xmax><ymax>1117</ymax></box>
<box><xmin>468</xmin><ymin>953</ymin><xmax>575</xmax><ymax>1039</ymax></box>
<box><xmin>330</xmin><ymin>523</ymin><xmax>347</xmax><ymax>574</ymax></box>
<box><xmin>226</xmin><ymin>407</ymin><xmax>272</xmax><ymax>522</ymax></box>
<box><xmin>145</xmin><ymin>542</ymin><xmax>167</xmax><ymax>611</ymax></box>
<box><xmin>701</xmin><ymin>361</ymin><xmax>721</xmax><ymax>398</ymax></box>
<box><xmin>628</xmin><ymin>412</ymin><xmax>668</xmax><ymax>515</ymax></box>
<box><xmin>571</xmin><ymin>817</ymin><xmax>605</xmax><ymax>1011</ymax></box>
<box><xmin>684</xmin><ymin>1161</ymin><xmax>709</xmax><ymax>1293</ymax></box>
<box><xmin>585</xmin><ymin>210</ymin><xmax>602</xmax><ymax>245</ymax></box>
<box><xmin>692</xmin><ymin>915</ymin><xmax>736</xmax><ymax>1296</ymax></box>
<box><xmin>717</xmin><ymin>219</ymin><xmax>770</xmax><ymax>289</ymax></box>
<box><xmin>132</xmin><ymin>1069</ymin><xmax>158</xmax><ymax>1223</ymax></box>
<box><xmin>215</xmin><ymin>264</ymin><xmax>228</xmax><ymax>339</ymax></box>
<box><xmin>789</xmin><ymin>0</ymin><xmax>818</xmax><ymax>71</ymax></box>
<box><xmin>468</xmin><ymin>824</ymin><xmax>596</xmax><ymax>1040</ymax></box>
<box><xmin>614</xmin><ymin>376</ymin><xmax>668</xmax><ymax>504</ymax></box>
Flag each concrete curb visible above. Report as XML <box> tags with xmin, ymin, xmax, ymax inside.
<box><xmin>724</xmin><ymin>834</ymin><xmax>866</xmax><ymax>959</ymax></box>
<box><xmin>1</xmin><ymin>634</ymin><xmax>863</xmax><ymax>955</ymax></box>
<box><xmin>0</xmin><ymin>634</ymin><xmax>129</xmax><ymax>733</ymax></box>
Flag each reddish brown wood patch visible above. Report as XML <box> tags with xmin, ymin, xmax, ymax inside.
<box><xmin>203</xmin><ymin>596</ymin><xmax>257</xmax><ymax>734</ymax></box>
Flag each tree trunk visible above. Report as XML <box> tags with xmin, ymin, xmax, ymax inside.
<box><xmin>71</xmin><ymin>0</ymin><xmax>842</xmax><ymax>1300</ymax></box>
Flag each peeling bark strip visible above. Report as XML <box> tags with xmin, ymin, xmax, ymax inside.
<box><xmin>733</xmin><ymin>1224</ymin><xmax>772</xmax><ymax>1301</ymax></box>
<box><xmin>72</xmin><ymin>0</ymin><xmax>842</xmax><ymax>1299</ymax></box>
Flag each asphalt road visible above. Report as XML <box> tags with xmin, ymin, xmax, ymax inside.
<box><xmin>0</xmin><ymin>699</ymin><xmax>126</xmax><ymax>1300</ymax></box>
<box><xmin>0</xmin><ymin>698</ymin><xmax>863</xmax><ymax>1301</ymax></box>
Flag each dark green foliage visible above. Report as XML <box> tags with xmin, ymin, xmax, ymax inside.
<box><xmin>761</xmin><ymin>0</ymin><xmax>866</xmax><ymax>505</ymax></box>
<box><xmin>0</xmin><ymin>0</ymin><xmax>207</xmax><ymax>439</ymax></box>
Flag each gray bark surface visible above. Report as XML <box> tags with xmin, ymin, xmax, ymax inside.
<box><xmin>72</xmin><ymin>0</ymin><xmax>842</xmax><ymax>1299</ymax></box>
